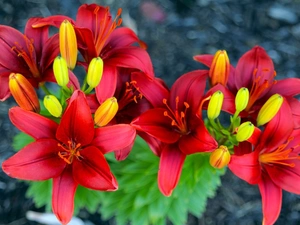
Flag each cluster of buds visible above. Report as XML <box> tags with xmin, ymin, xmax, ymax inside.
<box><xmin>0</xmin><ymin>3</ymin><xmax>300</xmax><ymax>225</ymax></box>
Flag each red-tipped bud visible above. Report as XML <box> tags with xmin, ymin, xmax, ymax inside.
<box><xmin>209</xmin><ymin>50</ymin><xmax>230</xmax><ymax>86</ymax></box>
<box><xmin>9</xmin><ymin>73</ymin><xmax>40</xmax><ymax>112</ymax></box>
<box><xmin>209</xmin><ymin>145</ymin><xmax>231</xmax><ymax>169</ymax></box>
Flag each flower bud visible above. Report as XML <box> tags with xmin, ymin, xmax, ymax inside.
<box><xmin>235</xmin><ymin>87</ymin><xmax>249</xmax><ymax>112</ymax></box>
<box><xmin>94</xmin><ymin>97</ymin><xmax>118</xmax><ymax>126</ymax></box>
<box><xmin>9</xmin><ymin>73</ymin><xmax>40</xmax><ymax>112</ymax></box>
<box><xmin>59</xmin><ymin>20</ymin><xmax>77</xmax><ymax>69</ymax></box>
<box><xmin>207</xmin><ymin>91</ymin><xmax>224</xmax><ymax>120</ymax></box>
<box><xmin>209</xmin><ymin>145</ymin><xmax>231</xmax><ymax>169</ymax></box>
<box><xmin>53</xmin><ymin>56</ymin><xmax>69</xmax><ymax>87</ymax></box>
<box><xmin>87</xmin><ymin>57</ymin><xmax>104</xmax><ymax>88</ymax></box>
<box><xmin>43</xmin><ymin>95</ymin><xmax>62</xmax><ymax>118</ymax></box>
<box><xmin>209</xmin><ymin>50</ymin><xmax>230</xmax><ymax>86</ymax></box>
<box><xmin>236</xmin><ymin>121</ymin><xmax>255</xmax><ymax>142</ymax></box>
<box><xmin>257</xmin><ymin>94</ymin><xmax>283</xmax><ymax>127</ymax></box>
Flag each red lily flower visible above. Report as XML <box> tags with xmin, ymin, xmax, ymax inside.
<box><xmin>228</xmin><ymin>99</ymin><xmax>300</xmax><ymax>225</ymax></box>
<box><xmin>32</xmin><ymin>3</ymin><xmax>154</xmax><ymax>98</ymax></box>
<box><xmin>131</xmin><ymin>70</ymin><xmax>218</xmax><ymax>196</ymax></box>
<box><xmin>194</xmin><ymin>46</ymin><xmax>300</xmax><ymax>119</ymax></box>
<box><xmin>87</xmin><ymin>68</ymin><xmax>169</xmax><ymax>159</ymax></box>
<box><xmin>2</xmin><ymin>90</ymin><xmax>136</xmax><ymax>225</ymax></box>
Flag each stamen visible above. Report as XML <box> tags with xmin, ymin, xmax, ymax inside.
<box><xmin>259</xmin><ymin>136</ymin><xmax>300</xmax><ymax>167</ymax></box>
<box><xmin>57</xmin><ymin>141</ymin><xmax>81</xmax><ymax>164</ymax></box>
<box><xmin>118</xmin><ymin>80</ymin><xmax>143</xmax><ymax>110</ymax></box>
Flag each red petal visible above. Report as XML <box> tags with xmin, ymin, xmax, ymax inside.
<box><xmin>267</xmin><ymin>78</ymin><xmax>300</xmax><ymax>98</ymax></box>
<box><xmin>170</xmin><ymin>70</ymin><xmax>208</xmax><ymax>113</ymax></box>
<box><xmin>56</xmin><ymin>90</ymin><xmax>94</xmax><ymax>146</ymax></box>
<box><xmin>138</xmin><ymin>131</ymin><xmax>165</xmax><ymax>156</ymax></box>
<box><xmin>235</xmin><ymin>46</ymin><xmax>274</xmax><ymax>91</ymax></box>
<box><xmin>131</xmin><ymin>71</ymin><xmax>169</xmax><ymax>108</ymax></box>
<box><xmin>95</xmin><ymin>65</ymin><xmax>117</xmax><ymax>103</ymax></box>
<box><xmin>73</xmin><ymin>146</ymin><xmax>118</xmax><ymax>191</ymax></box>
<box><xmin>179</xmin><ymin>119</ymin><xmax>217</xmax><ymax>155</ymax></box>
<box><xmin>32</xmin><ymin>15</ymin><xmax>74</xmax><ymax>28</ymax></box>
<box><xmin>131</xmin><ymin>108</ymin><xmax>181</xmax><ymax>143</ymax></box>
<box><xmin>25</xmin><ymin>18</ymin><xmax>49</xmax><ymax>61</ymax></box>
<box><xmin>75</xmin><ymin>27</ymin><xmax>97</xmax><ymax>62</ymax></box>
<box><xmin>258</xmin><ymin>98</ymin><xmax>293</xmax><ymax>152</ymax></box>
<box><xmin>2</xmin><ymin>139</ymin><xmax>65</xmax><ymax>180</ymax></box>
<box><xmin>158</xmin><ymin>144</ymin><xmax>186</xmax><ymax>196</ymax></box>
<box><xmin>266</xmin><ymin>158</ymin><xmax>300</xmax><ymax>194</ymax></box>
<box><xmin>258</xmin><ymin>173</ymin><xmax>282</xmax><ymax>225</ymax></box>
<box><xmin>114</xmin><ymin>140</ymin><xmax>135</xmax><ymax>161</ymax></box>
<box><xmin>92</xmin><ymin>124</ymin><xmax>136</xmax><ymax>154</ymax></box>
<box><xmin>0</xmin><ymin>72</ymin><xmax>10</xmax><ymax>101</ymax></box>
<box><xmin>228</xmin><ymin>150</ymin><xmax>261</xmax><ymax>184</ymax></box>
<box><xmin>288</xmin><ymin>98</ymin><xmax>300</xmax><ymax>129</ymax></box>
<box><xmin>193</xmin><ymin>54</ymin><xmax>214</xmax><ymax>68</ymax></box>
<box><xmin>9</xmin><ymin>107</ymin><xmax>58</xmax><ymax>139</ymax></box>
<box><xmin>40</xmin><ymin>34</ymin><xmax>60</xmax><ymax>72</ymax></box>
<box><xmin>105</xmin><ymin>46</ymin><xmax>154</xmax><ymax>78</ymax></box>
<box><xmin>52</xmin><ymin>166</ymin><xmax>78</xmax><ymax>225</ymax></box>
<box><xmin>106</xmin><ymin>27</ymin><xmax>140</xmax><ymax>48</ymax></box>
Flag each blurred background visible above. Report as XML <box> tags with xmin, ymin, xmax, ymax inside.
<box><xmin>1</xmin><ymin>0</ymin><xmax>300</xmax><ymax>224</ymax></box>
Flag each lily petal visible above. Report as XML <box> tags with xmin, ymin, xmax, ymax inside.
<box><xmin>258</xmin><ymin>173</ymin><xmax>282</xmax><ymax>225</ymax></box>
<box><xmin>0</xmin><ymin>72</ymin><xmax>11</xmax><ymax>101</ymax></box>
<box><xmin>52</xmin><ymin>166</ymin><xmax>78</xmax><ymax>225</ymax></box>
<box><xmin>114</xmin><ymin>140</ymin><xmax>135</xmax><ymax>161</ymax></box>
<box><xmin>131</xmin><ymin>71</ymin><xmax>169</xmax><ymax>108</ymax></box>
<box><xmin>92</xmin><ymin>124</ymin><xmax>136</xmax><ymax>154</ymax></box>
<box><xmin>95</xmin><ymin>65</ymin><xmax>117</xmax><ymax>103</ymax></box>
<box><xmin>228</xmin><ymin>150</ymin><xmax>261</xmax><ymax>184</ymax></box>
<box><xmin>170</xmin><ymin>70</ymin><xmax>208</xmax><ymax>113</ymax></box>
<box><xmin>131</xmin><ymin>108</ymin><xmax>181</xmax><ymax>143</ymax></box>
<box><xmin>105</xmin><ymin>46</ymin><xmax>154</xmax><ymax>78</ymax></box>
<box><xmin>106</xmin><ymin>27</ymin><xmax>140</xmax><ymax>48</ymax></box>
<box><xmin>158</xmin><ymin>144</ymin><xmax>186</xmax><ymax>196</ymax></box>
<box><xmin>56</xmin><ymin>90</ymin><xmax>94</xmax><ymax>146</ymax></box>
<box><xmin>267</xmin><ymin>78</ymin><xmax>300</xmax><ymax>98</ymax></box>
<box><xmin>288</xmin><ymin>98</ymin><xmax>300</xmax><ymax>129</ymax></box>
<box><xmin>73</xmin><ymin>146</ymin><xmax>118</xmax><ymax>191</ymax></box>
<box><xmin>2</xmin><ymin>139</ymin><xmax>65</xmax><ymax>180</ymax></box>
<box><xmin>179</xmin><ymin>119</ymin><xmax>217</xmax><ymax>155</ymax></box>
<box><xmin>9</xmin><ymin>107</ymin><xmax>58</xmax><ymax>139</ymax></box>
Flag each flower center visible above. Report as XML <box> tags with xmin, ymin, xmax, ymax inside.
<box><xmin>94</xmin><ymin>6</ymin><xmax>122</xmax><ymax>56</ymax></box>
<box><xmin>11</xmin><ymin>36</ymin><xmax>40</xmax><ymax>78</ymax></box>
<box><xmin>58</xmin><ymin>140</ymin><xmax>82</xmax><ymax>164</ymax></box>
<box><xmin>259</xmin><ymin>137</ymin><xmax>300</xmax><ymax>167</ymax></box>
<box><xmin>163</xmin><ymin>96</ymin><xmax>189</xmax><ymax>134</ymax></box>
<box><xmin>118</xmin><ymin>80</ymin><xmax>143</xmax><ymax>110</ymax></box>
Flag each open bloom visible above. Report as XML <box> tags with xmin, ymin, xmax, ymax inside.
<box><xmin>32</xmin><ymin>3</ymin><xmax>154</xmax><ymax>98</ymax></box>
<box><xmin>228</xmin><ymin>99</ymin><xmax>300</xmax><ymax>225</ymax></box>
<box><xmin>131</xmin><ymin>70</ymin><xmax>218</xmax><ymax>196</ymax></box>
<box><xmin>2</xmin><ymin>90</ymin><xmax>136</xmax><ymax>225</ymax></box>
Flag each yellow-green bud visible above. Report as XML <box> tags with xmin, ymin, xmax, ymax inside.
<box><xmin>53</xmin><ymin>56</ymin><xmax>69</xmax><ymax>87</ymax></box>
<box><xmin>94</xmin><ymin>97</ymin><xmax>118</xmax><ymax>126</ymax></box>
<box><xmin>43</xmin><ymin>95</ymin><xmax>63</xmax><ymax>118</ymax></box>
<box><xmin>236</xmin><ymin>121</ymin><xmax>255</xmax><ymax>142</ymax></box>
<box><xmin>209</xmin><ymin>145</ymin><xmax>231</xmax><ymax>169</ymax></box>
<box><xmin>207</xmin><ymin>91</ymin><xmax>224</xmax><ymax>120</ymax></box>
<box><xmin>87</xmin><ymin>57</ymin><xmax>104</xmax><ymax>88</ymax></box>
<box><xmin>257</xmin><ymin>94</ymin><xmax>283</xmax><ymax>127</ymax></box>
<box><xmin>235</xmin><ymin>87</ymin><xmax>249</xmax><ymax>112</ymax></box>
<box><xmin>59</xmin><ymin>20</ymin><xmax>77</xmax><ymax>69</ymax></box>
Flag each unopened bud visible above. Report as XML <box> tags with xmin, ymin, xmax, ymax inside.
<box><xmin>87</xmin><ymin>57</ymin><xmax>104</xmax><ymax>88</ymax></box>
<box><xmin>9</xmin><ymin>73</ymin><xmax>40</xmax><ymax>112</ymax></box>
<box><xmin>94</xmin><ymin>97</ymin><xmax>118</xmax><ymax>126</ymax></box>
<box><xmin>209</xmin><ymin>50</ymin><xmax>230</xmax><ymax>86</ymax></box>
<box><xmin>257</xmin><ymin>94</ymin><xmax>283</xmax><ymax>126</ymax></box>
<box><xmin>207</xmin><ymin>91</ymin><xmax>224</xmax><ymax>120</ymax></box>
<box><xmin>235</xmin><ymin>87</ymin><xmax>249</xmax><ymax>112</ymax></box>
<box><xmin>53</xmin><ymin>56</ymin><xmax>69</xmax><ymax>87</ymax></box>
<box><xmin>236</xmin><ymin>121</ymin><xmax>255</xmax><ymax>142</ymax></box>
<box><xmin>44</xmin><ymin>95</ymin><xmax>62</xmax><ymax>118</ymax></box>
<box><xmin>59</xmin><ymin>20</ymin><xmax>77</xmax><ymax>69</ymax></box>
<box><xmin>209</xmin><ymin>145</ymin><xmax>231</xmax><ymax>169</ymax></box>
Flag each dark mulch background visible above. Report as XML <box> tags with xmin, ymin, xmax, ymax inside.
<box><xmin>1</xmin><ymin>0</ymin><xmax>300</xmax><ymax>224</ymax></box>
